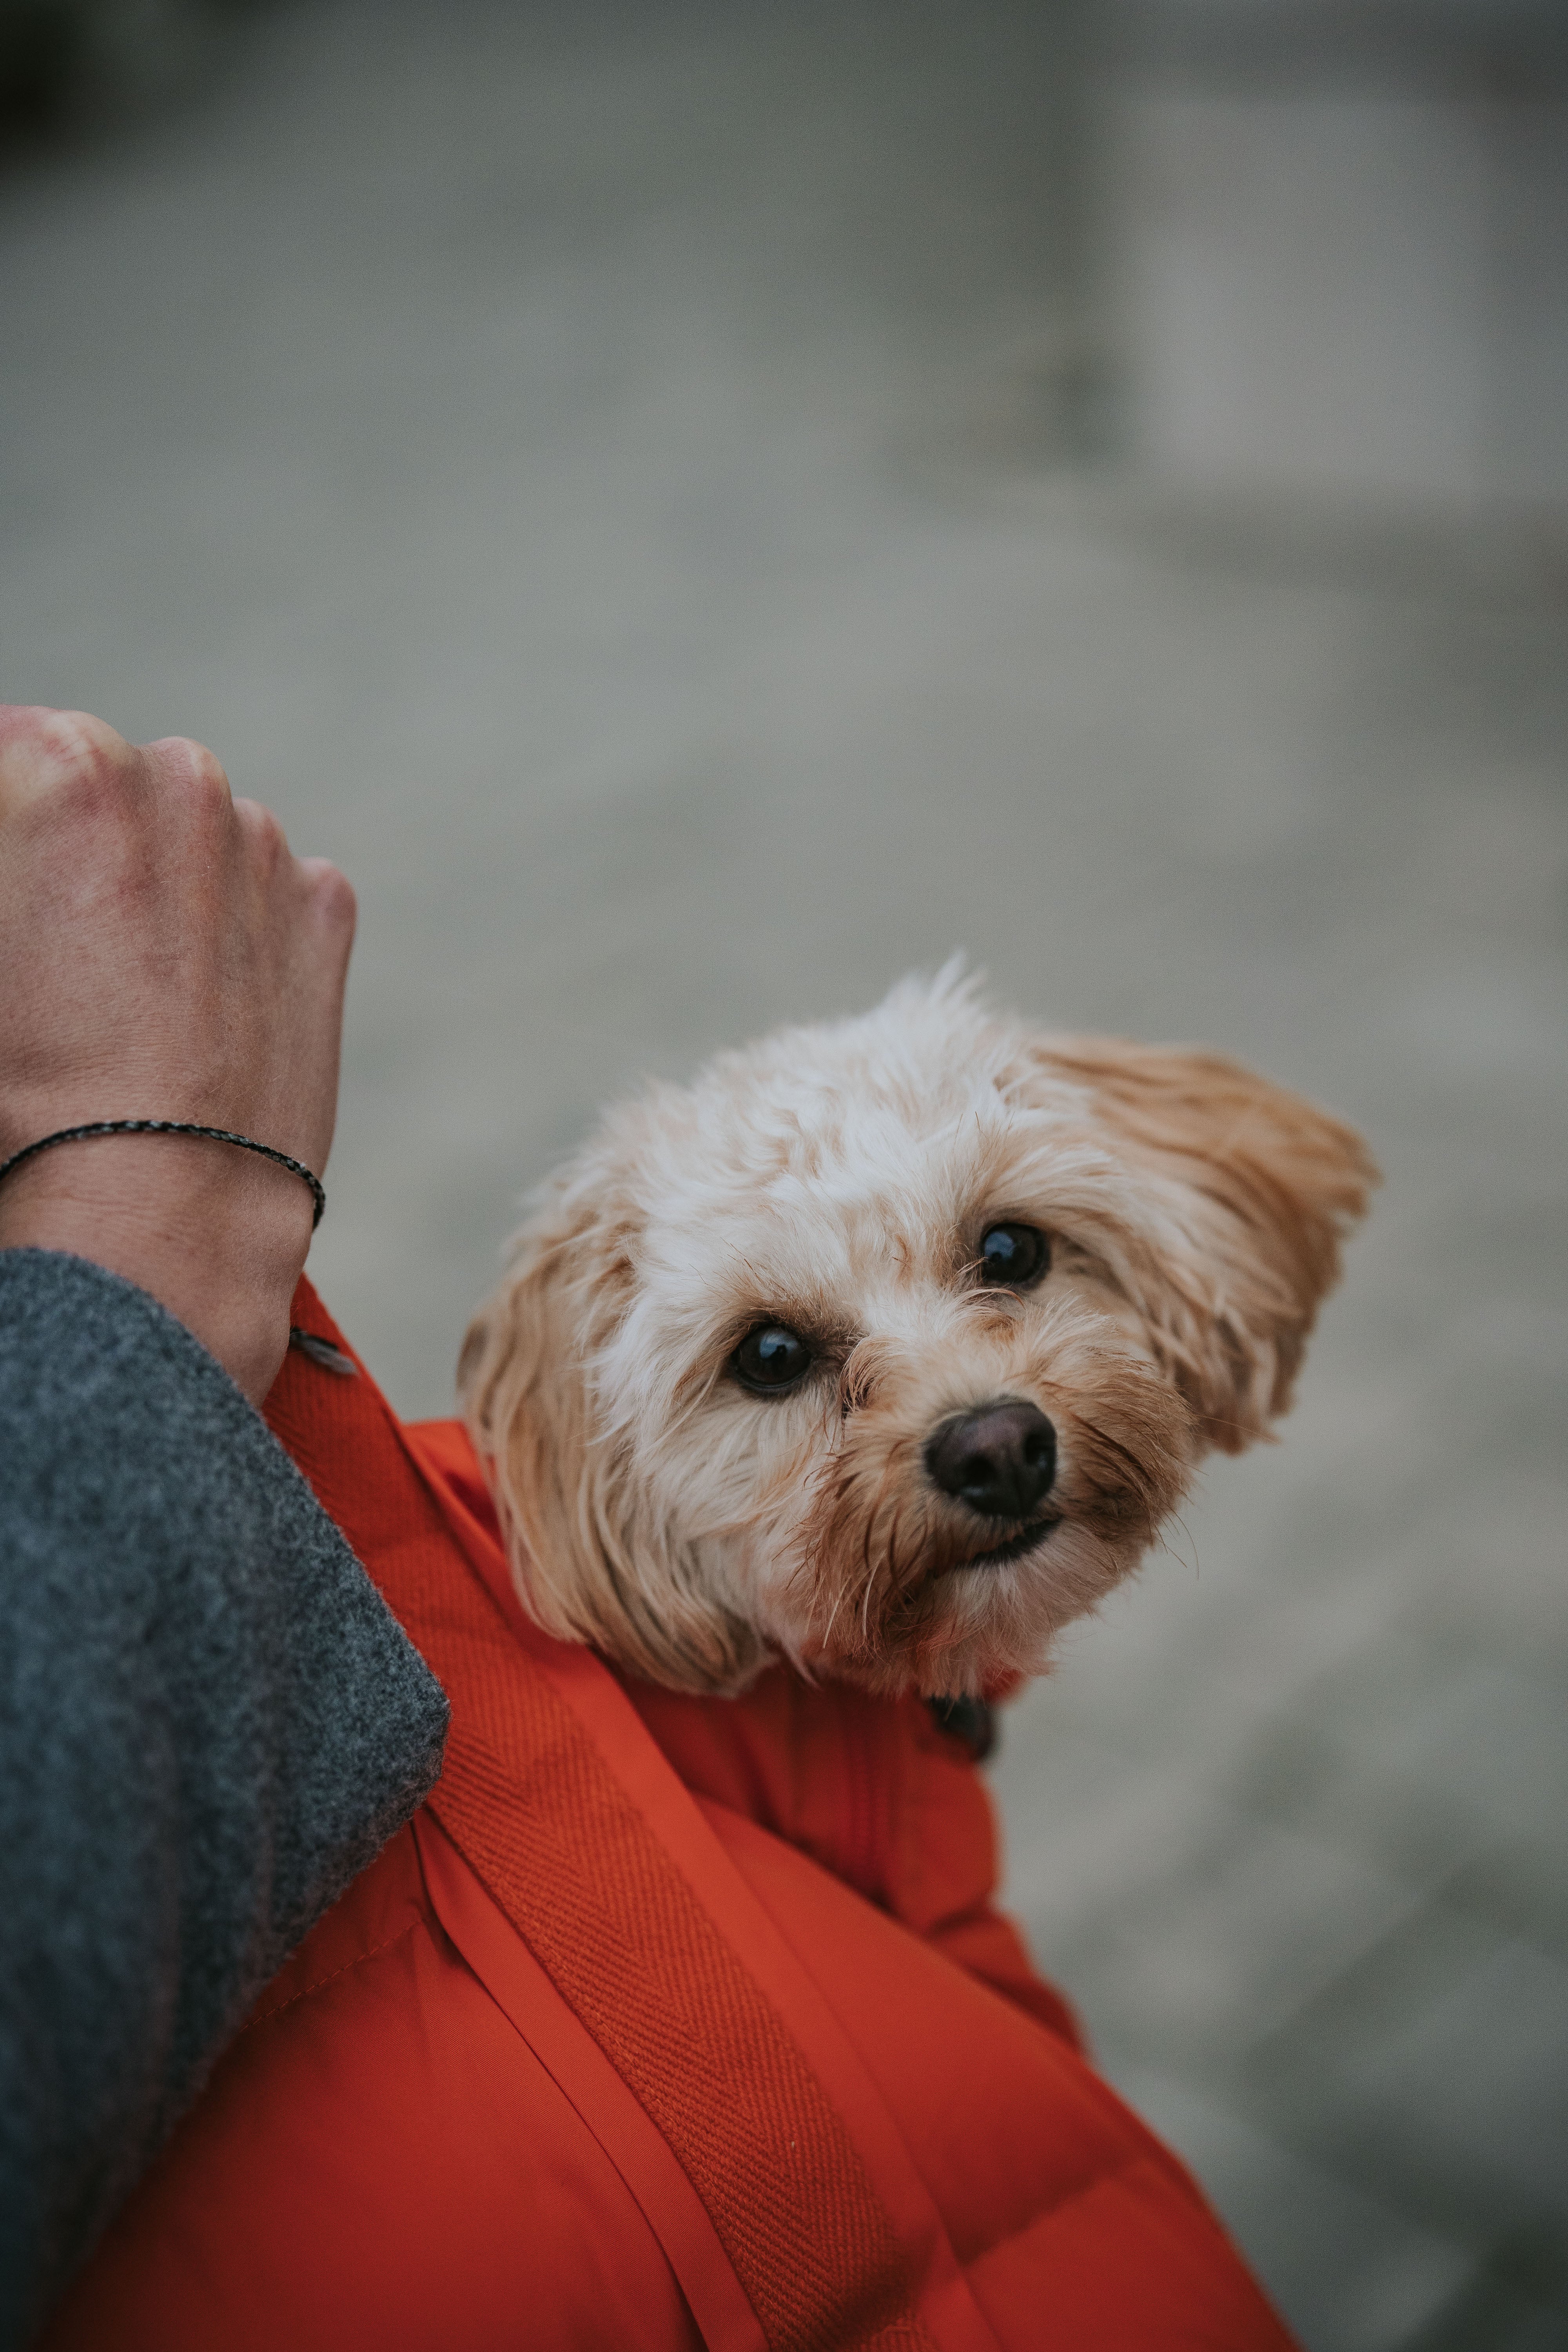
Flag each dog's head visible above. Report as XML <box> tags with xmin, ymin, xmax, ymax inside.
<box><xmin>461</xmin><ymin>968</ymin><xmax>1374</xmax><ymax>1698</ymax></box>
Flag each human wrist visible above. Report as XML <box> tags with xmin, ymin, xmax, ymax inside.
<box><xmin>0</xmin><ymin>1136</ymin><xmax>314</xmax><ymax>1404</ymax></box>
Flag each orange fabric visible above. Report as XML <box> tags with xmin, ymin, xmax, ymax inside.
<box><xmin>412</xmin><ymin>1806</ymin><xmax>766</xmax><ymax>2352</ymax></box>
<box><xmin>270</xmin><ymin>1289</ymin><xmax>944</xmax><ymax>2352</ymax></box>
<box><xmin>49</xmin><ymin>1820</ymin><xmax>706</xmax><ymax>2350</ymax></box>
<box><xmin>45</xmin><ymin>1281</ymin><xmax>1298</xmax><ymax>2352</ymax></box>
<box><xmin>412</xmin><ymin>1412</ymin><xmax>1084</xmax><ymax>2052</ymax></box>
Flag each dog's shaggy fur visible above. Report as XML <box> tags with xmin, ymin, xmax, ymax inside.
<box><xmin>461</xmin><ymin>967</ymin><xmax>1374</xmax><ymax>1700</ymax></box>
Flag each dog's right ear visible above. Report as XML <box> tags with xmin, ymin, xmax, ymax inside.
<box><xmin>460</xmin><ymin>1164</ymin><xmax>767</xmax><ymax>1691</ymax></box>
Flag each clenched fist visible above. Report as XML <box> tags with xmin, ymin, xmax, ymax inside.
<box><xmin>0</xmin><ymin>706</ymin><xmax>356</xmax><ymax>1403</ymax></box>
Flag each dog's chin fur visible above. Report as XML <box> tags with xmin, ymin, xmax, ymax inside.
<box><xmin>461</xmin><ymin>965</ymin><xmax>1375</xmax><ymax>1700</ymax></box>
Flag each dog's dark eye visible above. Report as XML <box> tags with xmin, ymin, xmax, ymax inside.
<box><xmin>731</xmin><ymin>1323</ymin><xmax>813</xmax><ymax>1394</ymax></box>
<box><xmin>978</xmin><ymin>1223</ymin><xmax>1049</xmax><ymax>1289</ymax></box>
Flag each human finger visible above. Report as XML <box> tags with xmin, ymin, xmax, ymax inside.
<box><xmin>222</xmin><ymin>806</ymin><xmax>357</xmax><ymax>1172</ymax></box>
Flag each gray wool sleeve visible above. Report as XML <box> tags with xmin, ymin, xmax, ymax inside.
<box><xmin>0</xmin><ymin>1249</ymin><xmax>449</xmax><ymax>2348</ymax></box>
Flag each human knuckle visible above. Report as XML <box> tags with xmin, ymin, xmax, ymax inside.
<box><xmin>236</xmin><ymin>795</ymin><xmax>288</xmax><ymax>865</ymax></box>
<box><xmin>153</xmin><ymin>735</ymin><xmax>231</xmax><ymax>806</ymax></box>
<box><xmin>34</xmin><ymin>709</ymin><xmax>130</xmax><ymax>798</ymax></box>
<box><xmin>309</xmin><ymin>859</ymin><xmax>356</xmax><ymax>929</ymax></box>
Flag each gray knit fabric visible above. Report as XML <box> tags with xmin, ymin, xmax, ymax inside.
<box><xmin>0</xmin><ymin>1250</ymin><xmax>449</xmax><ymax>2347</ymax></box>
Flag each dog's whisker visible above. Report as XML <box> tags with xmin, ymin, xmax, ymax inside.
<box><xmin>869</xmin><ymin>1494</ymin><xmax>910</xmax><ymax>1648</ymax></box>
<box><xmin>1159</xmin><ymin>1510</ymin><xmax>1201</xmax><ymax>1581</ymax></box>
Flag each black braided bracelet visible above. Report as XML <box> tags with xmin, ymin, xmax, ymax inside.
<box><xmin>0</xmin><ymin>1120</ymin><xmax>326</xmax><ymax>1228</ymax></box>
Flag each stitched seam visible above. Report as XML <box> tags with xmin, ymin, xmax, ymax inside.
<box><xmin>241</xmin><ymin>1919</ymin><xmax>421</xmax><ymax>2035</ymax></box>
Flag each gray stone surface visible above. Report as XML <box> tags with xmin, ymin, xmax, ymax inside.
<box><xmin>2</xmin><ymin>5</ymin><xmax>1564</xmax><ymax>2344</ymax></box>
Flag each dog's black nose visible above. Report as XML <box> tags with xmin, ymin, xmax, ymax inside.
<box><xmin>924</xmin><ymin>1400</ymin><xmax>1056</xmax><ymax>1521</ymax></box>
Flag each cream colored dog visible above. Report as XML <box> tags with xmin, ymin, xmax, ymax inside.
<box><xmin>461</xmin><ymin>967</ymin><xmax>1373</xmax><ymax>1702</ymax></box>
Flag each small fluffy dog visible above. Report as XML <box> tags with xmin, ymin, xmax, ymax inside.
<box><xmin>461</xmin><ymin>967</ymin><xmax>1373</xmax><ymax>1702</ymax></box>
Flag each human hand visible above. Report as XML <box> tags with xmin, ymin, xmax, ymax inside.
<box><xmin>0</xmin><ymin>707</ymin><xmax>356</xmax><ymax>1403</ymax></box>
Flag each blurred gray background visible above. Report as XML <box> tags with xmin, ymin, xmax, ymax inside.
<box><xmin>3</xmin><ymin>3</ymin><xmax>1565</xmax><ymax>2345</ymax></box>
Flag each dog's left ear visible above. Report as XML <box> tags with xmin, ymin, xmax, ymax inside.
<box><xmin>1014</xmin><ymin>1035</ymin><xmax>1377</xmax><ymax>1453</ymax></box>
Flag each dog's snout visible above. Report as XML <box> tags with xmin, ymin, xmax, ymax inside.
<box><xmin>924</xmin><ymin>1400</ymin><xmax>1056</xmax><ymax>1521</ymax></box>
